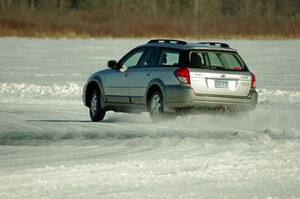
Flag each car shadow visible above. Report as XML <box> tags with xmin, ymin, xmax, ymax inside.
<box><xmin>27</xmin><ymin>119</ymin><xmax>91</xmax><ymax>123</ymax></box>
<box><xmin>27</xmin><ymin>118</ymin><xmax>153</xmax><ymax>124</ymax></box>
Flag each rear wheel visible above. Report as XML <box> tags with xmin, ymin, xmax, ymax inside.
<box><xmin>149</xmin><ymin>91</ymin><xmax>164</xmax><ymax>122</ymax></box>
<box><xmin>89</xmin><ymin>89</ymin><xmax>106</xmax><ymax>122</ymax></box>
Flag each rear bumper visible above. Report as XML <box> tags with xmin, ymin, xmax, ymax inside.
<box><xmin>191</xmin><ymin>90</ymin><xmax>258</xmax><ymax>110</ymax></box>
<box><xmin>164</xmin><ymin>85</ymin><xmax>258</xmax><ymax>111</ymax></box>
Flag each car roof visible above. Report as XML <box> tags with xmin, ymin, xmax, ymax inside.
<box><xmin>138</xmin><ymin>39</ymin><xmax>237</xmax><ymax>52</ymax></box>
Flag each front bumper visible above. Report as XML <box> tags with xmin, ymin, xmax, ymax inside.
<box><xmin>82</xmin><ymin>83</ymin><xmax>88</xmax><ymax>107</ymax></box>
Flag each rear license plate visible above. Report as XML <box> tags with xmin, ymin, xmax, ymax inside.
<box><xmin>215</xmin><ymin>79</ymin><xmax>229</xmax><ymax>89</ymax></box>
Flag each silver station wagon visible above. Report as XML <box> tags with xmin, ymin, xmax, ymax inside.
<box><xmin>83</xmin><ymin>39</ymin><xmax>258</xmax><ymax>122</ymax></box>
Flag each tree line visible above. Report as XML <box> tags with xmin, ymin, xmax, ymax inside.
<box><xmin>0</xmin><ymin>0</ymin><xmax>299</xmax><ymax>19</ymax></box>
<box><xmin>0</xmin><ymin>0</ymin><xmax>299</xmax><ymax>38</ymax></box>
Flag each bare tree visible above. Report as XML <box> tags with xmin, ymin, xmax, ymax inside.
<box><xmin>57</xmin><ymin>0</ymin><xmax>65</xmax><ymax>11</ymax></box>
<box><xmin>28</xmin><ymin>0</ymin><xmax>35</xmax><ymax>10</ymax></box>
<box><xmin>193</xmin><ymin>0</ymin><xmax>199</xmax><ymax>15</ymax></box>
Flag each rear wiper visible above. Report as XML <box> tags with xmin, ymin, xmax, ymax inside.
<box><xmin>190</xmin><ymin>65</ymin><xmax>208</xmax><ymax>69</ymax></box>
<box><xmin>209</xmin><ymin>66</ymin><xmax>245</xmax><ymax>71</ymax></box>
<box><xmin>209</xmin><ymin>66</ymin><xmax>225</xmax><ymax>70</ymax></box>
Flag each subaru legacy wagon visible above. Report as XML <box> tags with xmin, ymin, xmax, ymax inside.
<box><xmin>83</xmin><ymin>39</ymin><xmax>258</xmax><ymax>122</ymax></box>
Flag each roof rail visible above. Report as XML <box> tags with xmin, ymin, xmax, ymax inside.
<box><xmin>198</xmin><ymin>42</ymin><xmax>230</xmax><ymax>48</ymax></box>
<box><xmin>148</xmin><ymin>39</ymin><xmax>187</xmax><ymax>45</ymax></box>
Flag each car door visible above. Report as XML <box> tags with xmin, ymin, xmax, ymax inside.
<box><xmin>129</xmin><ymin>47</ymin><xmax>161</xmax><ymax>104</ymax></box>
<box><xmin>103</xmin><ymin>48</ymin><xmax>145</xmax><ymax>103</ymax></box>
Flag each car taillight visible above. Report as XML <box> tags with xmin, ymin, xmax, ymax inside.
<box><xmin>174</xmin><ymin>67</ymin><xmax>190</xmax><ymax>84</ymax></box>
<box><xmin>251</xmin><ymin>72</ymin><xmax>256</xmax><ymax>88</ymax></box>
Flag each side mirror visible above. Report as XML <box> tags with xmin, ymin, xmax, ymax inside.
<box><xmin>107</xmin><ymin>60</ymin><xmax>117</xmax><ymax>69</ymax></box>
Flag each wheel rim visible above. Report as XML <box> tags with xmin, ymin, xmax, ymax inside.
<box><xmin>151</xmin><ymin>94</ymin><xmax>161</xmax><ymax>115</ymax></box>
<box><xmin>90</xmin><ymin>93</ymin><xmax>98</xmax><ymax>115</ymax></box>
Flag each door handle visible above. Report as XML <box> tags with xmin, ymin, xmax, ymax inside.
<box><xmin>124</xmin><ymin>73</ymin><xmax>128</xmax><ymax>77</ymax></box>
<box><xmin>146</xmin><ymin>73</ymin><xmax>150</xmax><ymax>76</ymax></box>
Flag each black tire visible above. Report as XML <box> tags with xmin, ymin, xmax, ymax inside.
<box><xmin>148</xmin><ymin>91</ymin><xmax>164</xmax><ymax>122</ymax></box>
<box><xmin>89</xmin><ymin>89</ymin><xmax>106</xmax><ymax>122</ymax></box>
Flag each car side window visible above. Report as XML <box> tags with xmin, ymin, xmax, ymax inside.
<box><xmin>120</xmin><ymin>48</ymin><xmax>145</xmax><ymax>69</ymax></box>
<box><xmin>140</xmin><ymin>48</ymin><xmax>161</xmax><ymax>67</ymax></box>
<box><xmin>158</xmin><ymin>49</ymin><xmax>180</xmax><ymax>67</ymax></box>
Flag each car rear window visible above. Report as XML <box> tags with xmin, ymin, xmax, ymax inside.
<box><xmin>189</xmin><ymin>51</ymin><xmax>245</xmax><ymax>71</ymax></box>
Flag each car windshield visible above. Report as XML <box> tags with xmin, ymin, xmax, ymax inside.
<box><xmin>189</xmin><ymin>51</ymin><xmax>246</xmax><ymax>71</ymax></box>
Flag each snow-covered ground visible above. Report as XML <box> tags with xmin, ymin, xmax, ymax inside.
<box><xmin>0</xmin><ymin>38</ymin><xmax>299</xmax><ymax>199</ymax></box>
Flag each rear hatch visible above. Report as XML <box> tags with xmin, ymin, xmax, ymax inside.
<box><xmin>188</xmin><ymin>50</ymin><xmax>252</xmax><ymax>97</ymax></box>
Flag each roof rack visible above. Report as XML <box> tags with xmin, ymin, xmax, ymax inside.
<box><xmin>198</xmin><ymin>42</ymin><xmax>230</xmax><ymax>48</ymax></box>
<box><xmin>148</xmin><ymin>39</ymin><xmax>187</xmax><ymax>45</ymax></box>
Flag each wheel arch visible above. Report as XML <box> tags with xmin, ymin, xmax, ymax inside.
<box><xmin>145</xmin><ymin>79</ymin><xmax>166</xmax><ymax>109</ymax></box>
<box><xmin>85</xmin><ymin>77</ymin><xmax>105</xmax><ymax>107</ymax></box>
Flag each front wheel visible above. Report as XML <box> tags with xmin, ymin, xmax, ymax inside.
<box><xmin>89</xmin><ymin>89</ymin><xmax>106</xmax><ymax>122</ymax></box>
<box><xmin>149</xmin><ymin>91</ymin><xmax>164</xmax><ymax>122</ymax></box>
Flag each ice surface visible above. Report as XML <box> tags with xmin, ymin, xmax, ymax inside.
<box><xmin>0</xmin><ymin>38</ymin><xmax>300</xmax><ymax>199</ymax></box>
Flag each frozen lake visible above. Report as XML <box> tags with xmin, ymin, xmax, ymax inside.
<box><xmin>0</xmin><ymin>38</ymin><xmax>300</xmax><ymax>198</ymax></box>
